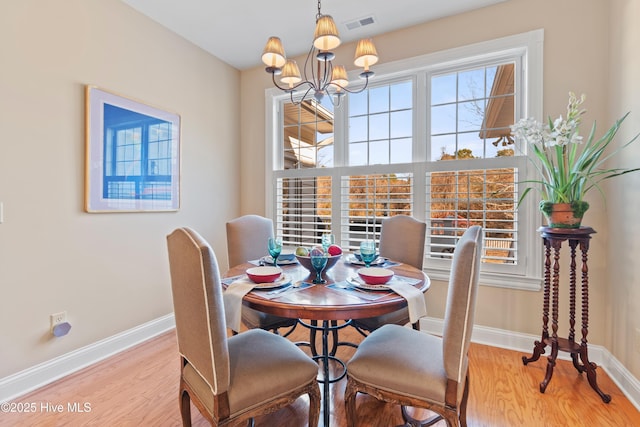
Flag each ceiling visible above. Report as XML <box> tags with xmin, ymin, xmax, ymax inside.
<box><xmin>120</xmin><ymin>0</ymin><xmax>507</xmax><ymax>70</ymax></box>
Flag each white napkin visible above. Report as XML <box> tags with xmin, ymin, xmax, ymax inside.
<box><xmin>387</xmin><ymin>280</ymin><xmax>428</xmax><ymax>324</ymax></box>
<box><xmin>223</xmin><ymin>277</ymin><xmax>257</xmax><ymax>333</ymax></box>
<box><xmin>347</xmin><ymin>275</ymin><xmax>427</xmax><ymax>323</ymax></box>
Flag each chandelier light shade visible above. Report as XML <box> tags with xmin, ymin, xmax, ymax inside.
<box><xmin>330</xmin><ymin>65</ymin><xmax>349</xmax><ymax>92</ymax></box>
<box><xmin>261</xmin><ymin>37</ymin><xmax>286</xmax><ymax>72</ymax></box>
<box><xmin>354</xmin><ymin>39</ymin><xmax>379</xmax><ymax>75</ymax></box>
<box><xmin>313</xmin><ymin>15</ymin><xmax>341</xmax><ymax>51</ymax></box>
<box><xmin>261</xmin><ymin>0</ymin><xmax>379</xmax><ymax>105</ymax></box>
<box><xmin>280</xmin><ymin>60</ymin><xmax>302</xmax><ymax>88</ymax></box>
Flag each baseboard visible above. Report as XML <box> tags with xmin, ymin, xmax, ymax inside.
<box><xmin>419</xmin><ymin>317</ymin><xmax>640</xmax><ymax>412</ymax></box>
<box><xmin>2</xmin><ymin>314</ymin><xmax>638</xmax><ymax>414</ymax></box>
<box><xmin>0</xmin><ymin>314</ymin><xmax>176</xmax><ymax>403</ymax></box>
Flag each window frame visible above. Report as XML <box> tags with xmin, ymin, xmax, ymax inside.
<box><xmin>265</xmin><ymin>29</ymin><xmax>544</xmax><ymax>290</ymax></box>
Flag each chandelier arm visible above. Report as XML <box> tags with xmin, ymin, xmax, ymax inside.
<box><xmin>270</xmin><ymin>72</ymin><xmax>316</xmax><ymax>93</ymax></box>
<box><xmin>316</xmin><ymin>57</ymin><xmax>325</xmax><ymax>91</ymax></box>
<box><xmin>303</xmin><ymin>45</ymin><xmax>320</xmax><ymax>91</ymax></box>
<box><xmin>326</xmin><ymin>92</ymin><xmax>344</xmax><ymax>108</ymax></box>
<box><xmin>321</xmin><ymin>60</ymin><xmax>333</xmax><ymax>92</ymax></box>
<box><xmin>289</xmin><ymin>86</ymin><xmax>316</xmax><ymax>106</ymax></box>
<box><xmin>301</xmin><ymin>86</ymin><xmax>315</xmax><ymax>101</ymax></box>
<box><xmin>327</xmin><ymin>74</ymin><xmax>371</xmax><ymax>95</ymax></box>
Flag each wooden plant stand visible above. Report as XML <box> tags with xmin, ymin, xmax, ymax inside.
<box><xmin>522</xmin><ymin>226</ymin><xmax>611</xmax><ymax>403</ymax></box>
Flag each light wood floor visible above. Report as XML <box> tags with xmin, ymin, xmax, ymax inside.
<box><xmin>2</xmin><ymin>324</ymin><xmax>638</xmax><ymax>427</ymax></box>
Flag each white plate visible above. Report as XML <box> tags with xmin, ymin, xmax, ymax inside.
<box><xmin>263</xmin><ymin>256</ymin><xmax>299</xmax><ymax>265</ymax></box>
<box><xmin>348</xmin><ymin>277</ymin><xmax>391</xmax><ymax>291</ymax></box>
<box><xmin>345</xmin><ymin>254</ymin><xmax>388</xmax><ymax>266</ymax></box>
<box><xmin>252</xmin><ymin>274</ymin><xmax>292</xmax><ymax>289</ymax></box>
<box><xmin>279</xmin><ymin>248</ymin><xmax>296</xmax><ymax>260</ymax></box>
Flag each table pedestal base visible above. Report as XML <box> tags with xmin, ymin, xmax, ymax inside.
<box><xmin>297</xmin><ymin>319</ymin><xmax>358</xmax><ymax>427</ymax></box>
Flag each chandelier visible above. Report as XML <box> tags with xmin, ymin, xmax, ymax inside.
<box><xmin>261</xmin><ymin>0</ymin><xmax>379</xmax><ymax>105</ymax></box>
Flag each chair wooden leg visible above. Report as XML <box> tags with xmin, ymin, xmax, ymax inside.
<box><xmin>400</xmin><ymin>406</ymin><xmax>442</xmax><ymax>426</ymax></box>
<box><xmin>460</xmin><ymin>375</ymin><xmax>470</xmax><ymax>427</ymax></box>
<box><xmin>344</xmin><ymin>377</ymin><xmax>358</xmax><ymax>427</ymax></box>
<box><xmin>179</xmin><ymin>388</ymin><xmax>191</xmax><ymax>427</ymax></box>
<box><xmin>308</xmin><ymin>381</ymin><xmax>321</xmax><ymax>427</ymax></box>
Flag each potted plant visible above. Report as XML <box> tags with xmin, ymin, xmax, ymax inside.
<box><xmin>511</xmin><ymin>92</ymin><xmax>640</xmax><ymax>228</ymax></box>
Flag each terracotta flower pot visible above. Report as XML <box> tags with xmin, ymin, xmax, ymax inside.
<box><xmin>540</xmin><ymin>201</ymin><xmax>589</xmax><ymax>229</ymax></box>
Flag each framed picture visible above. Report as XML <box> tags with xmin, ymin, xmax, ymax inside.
<box><xmin>85</xmin><ymin>86</ymin><xmax>181</xmax><ymax>212</ymax></box>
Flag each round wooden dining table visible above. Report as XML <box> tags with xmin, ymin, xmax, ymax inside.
<box><xmin>224</xmin><ymin>255</ymin><xmax>430</xmax><ymax>427</ymax></box>
<box><xmin>225</xmin><ymin>256</ymin><xmax>429</xmax><ymax>319</ymax></box>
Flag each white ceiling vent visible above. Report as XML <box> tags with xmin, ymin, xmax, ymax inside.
<box><xmin>345</xmin><ymin>15</ymin><xmax>376</xmax><ymax>31</ymax></box>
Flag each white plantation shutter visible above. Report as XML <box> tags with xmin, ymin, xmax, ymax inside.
<box><xmin>426</xmin><ymin>167</ymin><xmax>517</xmax><ymax>264</ymax></box>
<box><xmin>276</xmin><ymin>176</ymin><xmax>331</xmax><ymax>248</ymax></box>
<box><xmin>340</xmin><ymin>173</ymin><xmax>414</xmax><ymax>252</ymax></box>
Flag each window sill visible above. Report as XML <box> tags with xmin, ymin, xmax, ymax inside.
<box><xmin>424</xmin><ymin>267</ymin><xmax>542</xmax><ymax>291</ymax></box>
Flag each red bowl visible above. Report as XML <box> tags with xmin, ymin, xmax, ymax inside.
<box><xmin>295</xmin><ymin>254</ymin><xmax>341</xmax><ymax>273</ymax></box>
<box><xmin>358</xmin><ymin>267</ymin><xmax>394</xmax><ymax>285</ymax></box>
<box><xmin>246</xmin><ymin>266</ymin><xmax>282</xmax><ymax>283</ymax></box>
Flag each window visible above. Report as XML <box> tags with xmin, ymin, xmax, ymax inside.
<box><xmin>426</xmin><ymin>63</ymin><xmax>519</xmax><ymax>268</ymax></box>
<box><xmin>266</xmin><ymin>30</ymin><xmax>544</xmax><ymax>290</ymax></box>
<box><xmin>349</xmin><ymin>81</ymin><xmax>413</xmax><ymax>165</ymax></box>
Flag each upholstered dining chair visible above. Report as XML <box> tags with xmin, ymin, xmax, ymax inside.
<box><xmin>351</xmin><ymin>215</ymin><xmax>427</xmax><ymax>334</ymax></box>
<box><xmin>167</xmin><ymin>227</ymin><xmax>321</xmax><ymax>427</ymax></box>
<box><xmin>345</xmin><ymin>225</ymin><xmax>482</xmax><ymax>427</ymax></box>
<box><xmin>226</xmin><ymin>214</ymin><xmax>298</xmax><ymax>334</ymax></box>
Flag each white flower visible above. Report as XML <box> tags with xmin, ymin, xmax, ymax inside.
<box><xmin>510</xmin><ymin>118</ymin><xmax>546</xmax><ymax>145</ymax></box>
<box><xmin>509</xmin><ymin>91</ymin><xmax>639</xmax><ymax>205</ymax></box>
<box><xmin>545</xmin><ymin>115</ymin><xmax>581</xmax><ymax>147</ymax></box>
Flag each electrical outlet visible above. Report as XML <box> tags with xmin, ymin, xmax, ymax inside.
<box><xmin>50</xmin><ymin>311</ymin><xmax>67</xmax><ymax>333</ymax></box>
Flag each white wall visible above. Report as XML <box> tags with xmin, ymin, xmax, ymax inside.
<box><xmin>0</xmin><ymin>0</ymin><xmax>240</xmax><ymax>377</ymax></box>
<box><xmin>608</xmin><ymin>0</ymin><xmax>640</xmax><ymax>379</ymax></box>
<box><xmin>240</xmin><ymin>0</ymin><xmax>640</xmax><ymax>376</ymax></box>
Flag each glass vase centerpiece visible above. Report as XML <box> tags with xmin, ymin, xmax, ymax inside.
<box><xmin>309</xmin><ymin>247</ymin><xmax>328</xmax><ymax>284</ymax></box>
<box><xmin>511</xmin><ymin>92</ymin><xmax>640</xmax><ymax>228</ymax></box>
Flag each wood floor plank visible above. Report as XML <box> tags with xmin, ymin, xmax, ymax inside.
<box><xmin>1</xmin><ymin>324</ymin><xmax>638</xmax><ymax>426</ymax></box>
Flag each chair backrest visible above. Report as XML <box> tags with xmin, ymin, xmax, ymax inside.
<box><xmin>378</xmin><ymin>215</ymin><xmax>427</xmax><ymax>270</ymax></box>
<box><xmin>166</xmin><ymin>227</ymin><xmax>230</xmax><ymax>396</ymax></box>
<box><xmin>442</xmin><ymin>225</ymin><xmax>482</xmax><ymax>388</ymax></box>
<box><xmin>226</xmin><ymin>215</ymin><xmax>274</xmax><ymax>267</ymax></box>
